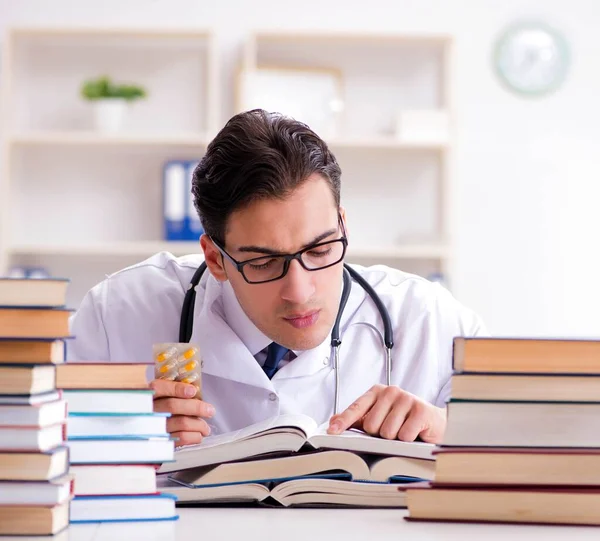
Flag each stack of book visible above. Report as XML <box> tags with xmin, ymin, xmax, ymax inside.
<box><xmin>57</xmin><ymin>362</ymin><xmax>178</xmax><ymax>523</ymax></box>
<box><xmin>406</xmin><ymin>337</ymin><xmax>600</xmax><ymax>526</ymax></box>
<box><xmin>0</xmin><ymin>277</ymin><xmax>72</xmax><ymax>537</ymax></box>
<box><xmin>158</xmin><ymin>413</ymin><xmax>436</xmax><ymax>507</ymax></box>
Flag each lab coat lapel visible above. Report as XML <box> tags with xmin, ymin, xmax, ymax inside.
<box><xmin>189</xmin><ymin>277</ymin><xmax>273</xmax><ymax>392</ymax></box>
<box><xmin>274</xmin><ymin>269</ymin><xmax>370</xmax><ymax>380</ymax></box>
<box><xmin>274</xmin><ymin>338</ymin><xmax>331</xmax><ymax>379</ymax></box>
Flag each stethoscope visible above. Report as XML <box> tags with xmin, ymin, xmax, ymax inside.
<box><xmin>179</xmin><ymin>262</ymin><xmax>394</xmax><ymax>415</ymax></box>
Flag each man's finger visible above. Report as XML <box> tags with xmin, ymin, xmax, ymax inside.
<box><xmin>412</xmin><ymin>405</ymin><xmax>447</xmax><ymax>444</ymax></box>
<box><xmin>379</xmin><ymin>397</ymin><xmax>413</xmax><ymax>440</ymax></box>
<box><xmin>154</xmin><ymin>397</ymin><xmax>215</xmax><ymax>418</ymax></box>
<box><xmin>327</xmin><ymin>386</ymin><xmax>380</xmax><ymax>434</ymax></box>
<box><xmin>361</xmin><ymin>387</ymin><xmax>404</xmax><ymax>436</ymax></box>
<box><xmin>396</xmin><ymin>406</ymin><xmax>427</xmax><ymax>442</ymax></box>
<box><xmin>172</xmin><ymin>431</ymin><xmax>204</xmax><ymax>448</ymax></box>
<box><xmin>167</xmin><ymin>415</ymin><xmax>211</xmax><ymax>437</ymax></box>
<box><xmin>150</xmin><ymin>378</ymin><xmax>197</xmax><ymax>399</ymax></box>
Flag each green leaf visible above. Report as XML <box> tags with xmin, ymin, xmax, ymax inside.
<box><xmin>80</xmin><ymin>76</ymin><xmax>147</xmax><ymax>101</ymax></box>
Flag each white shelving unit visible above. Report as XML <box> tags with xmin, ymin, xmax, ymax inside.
<box><xmin>0</xmin><ymin>27</ymin><xmax>217</xmax><ymax>306</ymax></box>
<box><xmin>239</xmin><ymin>31</ymin><xmax>455</xmax><ymax>286</ymax></box>
<box><xmin>1</xmin><ymin>27</ymin><xmax>455</xmax><ymax>308</ymax></box>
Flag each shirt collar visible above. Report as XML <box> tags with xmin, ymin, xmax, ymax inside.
<box><xmin>221</xmin><ymin>280</ymin><xmax>272</xmax><ymax>357</ymax></box>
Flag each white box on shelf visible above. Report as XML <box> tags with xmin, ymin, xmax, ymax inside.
<box><xmin>238</xmin><ymin>67</ymin><xmax>343</xmax><ymax>139</ymax></box>
<box><xmin>395</xmin><ymin>110</ymin><xmax>449</xmax><ymax>145</ymax></box>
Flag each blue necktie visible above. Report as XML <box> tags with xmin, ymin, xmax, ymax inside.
<box><xmin>263</xmin><ymin>342</ymin><xmax>288</xmax><ymax>379</ymax></box>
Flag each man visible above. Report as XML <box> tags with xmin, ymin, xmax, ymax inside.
<box><xmin>69</xmin><ymin>109</ymin><xmax>486</xmax><ymax>447</ymax></box>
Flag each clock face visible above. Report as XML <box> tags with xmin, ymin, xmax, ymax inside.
<box><xmin>494</xmin><ymin>22</ymin><xmax>570</xmax><ymax>96</ymax></box>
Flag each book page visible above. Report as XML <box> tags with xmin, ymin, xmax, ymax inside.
<box><xmin>158</xmin><ymin>414</ymin><xmax>319</xmax><ymax>474</ymax></box>
<box><xmin>185</xmin><ymin>413</ymin><xmax>318</xmax><ymax>451</ymax></box>
<box><xmin>307</xmin><ymin>424</ymin><xmax>435</xmax><ymax>461</ymax></box>
<box><xmin>366</xmin><ymin>455</ymin><xmax>436</xmax><ymax>483</ymax></box>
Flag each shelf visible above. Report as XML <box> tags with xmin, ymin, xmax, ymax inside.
<box><xmin>8</xmin><ymin>132</ymin><xmax>445</xmax><ymax>151</ymax></box>
<box><xmin>328</xmin><ymin>138</ymin><xmax>447</xmax><ymax>151</ymax></box>
<box><xmin>10</xmin><ymin>27</ymin><xmax>212</xmax><ymax>39</ymax></box>
<box><xmin>348</xmin><ymin>244</ymin><xmax>449</xmax><ymax>259</ymax></box>
<box><xmin>9</xmin><ymin>132</ymin><xmax>212</xmax><ymax>147</ymax></box>
<box><xmin>255</xmin><ymin>31</ymin><xmax>452</xmax><ymax>45</ymax></box>
<box><xmin>9</xmin><ymin>242</ymin><xmax>449</xmax><ymax>260</ymax></box>
<box><xmin>9</xmin><ymin>242</ymin><xmax>200</xmax><ymax>257</ymax></box>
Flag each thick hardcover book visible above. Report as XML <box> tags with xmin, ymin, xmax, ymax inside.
<box><xmin>453</xmin><ymin>336</ymin><xmax>600</xmax><ymax>374</ymax></box>
<box><xmin>433</xmin><ymin>447</ymin><xmax>600</xmax><ymax>487</ymax></box>
<box><xmin>405</xmin><ymin>483</ymin><xmax>600</xmax><ymax>526</ymax></box>
<box><xmin>0</xmin><ymin>278</ymin><xmax>69</xmax><ymax>308</ymax></box>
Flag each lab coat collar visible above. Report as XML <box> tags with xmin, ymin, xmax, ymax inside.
<box><xmin>191</xmin><ymin>276</ymin><xmax>274</xmax><ymax>391</ymax></box>
<box><xmin>221</xmin><ymin>281</ymin><xmax>271</xmax><ymax>357</ymax></box>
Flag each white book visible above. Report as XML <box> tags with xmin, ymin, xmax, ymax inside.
<box><xmin>0</xmin><ymin>278</ymin><xmax>69</xmax><ymax>308</ymax></box>
<box><xmin>63</xmin><ymin>390</ymin><xmax>154</xmax><ymax>414</ymax></box>
<box><xmin>70</xmin><ymin>465</ymin><xmax>157</xmax><ymax>496</ymax></box>
<box><xmin>67</xmin><ymin>413</ymin><xmax>168</xmax><ymax>438</ymax></box>
<box><xmin>0</xmin><ymin>399</ymin><xmax>67</xmax><ymax>427</ymax></box>
<box><xmin>67</xmin><ymin>437</ymin><xmax>174</xmax><ymax>464</ymax></box>
<box><xmin>70</xmin><ymin>494</ymin><xmax>177</xmax><ymax>523</ymax></box>
<box><xmin>0</xmin><ymin>476</ymin><xmax>72</xmax><ymax>505</ymax></box>
<box><xmin>0</xmin><ymin>390</ymin><xmax>61</xmax><ymax>406</ymax></box>
<box><xmin>0</xmin><ymin>424</ymin><xmax>64</xmax><ymax>452</ymax></box>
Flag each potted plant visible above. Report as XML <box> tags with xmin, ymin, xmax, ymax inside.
<box><xmin>81</xmin><ymin>76</ymin><xmax>147</xmax><ymax>133</ymax></box>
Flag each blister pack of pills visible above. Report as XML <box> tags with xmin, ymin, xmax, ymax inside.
<box><xmin>153</xmin><ymin>343</ymin><xmax>202</xmax><ymax>399</ymax></box>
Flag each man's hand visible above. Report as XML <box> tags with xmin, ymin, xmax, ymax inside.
<box><xmin>150</xmin><ymin>379</ymin><xmax>215</xmax><ymax>447</ymax></box>
<box><xmin>327</xmin><ymin>384</ymin><xmax>446</xmax><ymax>444</ymax></box>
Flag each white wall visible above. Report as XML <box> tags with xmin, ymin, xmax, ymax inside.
<box><xmin>1</xmin><ymin>0</ymin><xmax>599</xmax><ymax>338</ymax></box>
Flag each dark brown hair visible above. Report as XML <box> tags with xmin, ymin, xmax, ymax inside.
<box><xmin>191</xmin><ymin>109</ymin><xmax>341</xmax><ymax>244</ymax></box>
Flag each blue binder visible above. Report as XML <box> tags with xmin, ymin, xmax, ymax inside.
<box><xmin>184</xmin><ymin>160</ymin><xmax>204</xmax><ymax>241</ymax></box>
<box><xmin>162</xmin><ymin>160</ymin><xmax>204</xmax><ymax>242</ymax></box>
<box><xmin>162</xmin><ymin>161</ymin><xmax>187</xmax><ymax>241</ymax></box>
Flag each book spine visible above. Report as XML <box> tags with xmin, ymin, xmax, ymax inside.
<box><xmin>163</xmin><ymin>161</ymin><xmax>187</xmax><ymax>241</ymax></box>
<box><xmin>184</xmin><ymin>160</ymin><xmax>204</xmax><ymax>241</ymax></box>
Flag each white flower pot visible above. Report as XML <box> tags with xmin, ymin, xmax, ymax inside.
<box><xmin>93</xmin><ymin>98</ymin><xmax>128</xmax><ymax>133</ymax></box>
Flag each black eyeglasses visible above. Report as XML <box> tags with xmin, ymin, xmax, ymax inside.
<box><xmin>211</xmin><ymin>221</ymin><xmax>348</xmax><ymax>284</ymax></box>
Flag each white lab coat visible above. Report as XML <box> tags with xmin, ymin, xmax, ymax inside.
<box><xmin>69</xmin><ymin>251</ymin><xmax>486</xmax><ymax>435</ymax></box>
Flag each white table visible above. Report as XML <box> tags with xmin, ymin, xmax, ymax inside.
<box><xmin>57</xmin><ymin>507</ymin><xmax>600</xmax><ymax>541</ymax></box>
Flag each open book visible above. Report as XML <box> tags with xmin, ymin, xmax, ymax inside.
<box><xmin>159</xmin><ymin>476</ymin><xmax>410</xmax><ymax>508</ymax></box>
<box><xmin>169</xmin><ymin>449</ymin><xmax>435</xmax><ymax>488</ymax></box>
<box><xmin>158</xmin><ymin>413</ymin><xmax>435</xmax><ymax>475</ymax></box>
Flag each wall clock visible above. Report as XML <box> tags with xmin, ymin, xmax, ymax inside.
<box><xmin>494</xmin><ymin>21</ymin><xmax>570</xmax><ymax>97</ymax></box>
